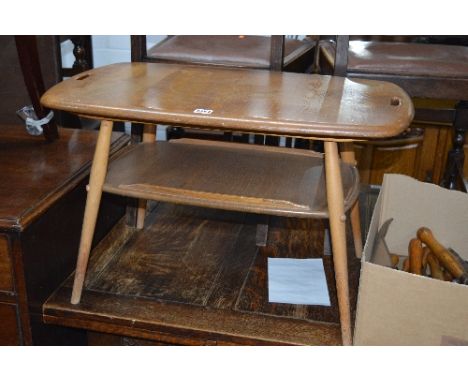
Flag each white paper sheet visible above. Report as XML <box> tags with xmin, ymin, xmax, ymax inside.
<box><xmin>267</xmin><ymin>258</ymin><xmax>331</xmax><ymax>306</ymax></box>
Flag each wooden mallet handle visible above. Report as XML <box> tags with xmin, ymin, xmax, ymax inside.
<box><xmin>417</xmin><ymin>227</ymin><xmax>465</xmax><ymax>279</ymax></box>
<box><xmin>427</xmin><ymin>253</ymin><xmax>444</xmax><ymax>280</ymax></box>
<box><xmin>402</xmin><ymin>257</ymin><xmax>410</xmax><ymax>272</ymax></box>
<box><xmin>422</xmin><ymin>247</ymin><xmax>430</xmax><ymax>271</ymax></box>
<box><xmin>409</xmin><ymin>238</ymin><xmax>423</xmax><ymax>275</ymax></box>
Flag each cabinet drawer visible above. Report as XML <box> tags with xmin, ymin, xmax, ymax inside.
<box><xmin>0</xmin><ymin>302</ymin><xmax>20</xmax><ymax>345</ymax></box>
<box><xmin>0</xmin><ymin>235</ymin><xmax>14</xmax><ymax>292</ymax></box>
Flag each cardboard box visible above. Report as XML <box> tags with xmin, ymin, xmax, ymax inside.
<box><xmin>354</xmin><ymin>174</ymin><xmax>468</xmax><ymax>345</ymax></box>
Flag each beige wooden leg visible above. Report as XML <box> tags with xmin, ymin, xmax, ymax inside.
<box><xmin>136</xmin><ymin>124</ymin><xmax>157</xmax><ymax>229</ymax></box>
<box><xmin>340</xmin><ymin>142</ymin><xmax>363</xmax><ymax>258</ymax></box>
<box><xmin>325</xmin><ymin>141</ymin><xmax>352</xmax><ymax>346</ymax></box>
<box><xmin>71</xmin><ymin>120</ymin><xmax>114</xmax><ymax>304</ymax></box>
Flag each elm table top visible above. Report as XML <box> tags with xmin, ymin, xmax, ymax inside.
<box><xmin>41</xmin><ymin>62</ymin><xmax>414</xmax><ymax>140</ymax></box>
<box><xmin>103</xmin><ymin>139</ymin><xmax>360</xmax><ymax>218</ymax></box>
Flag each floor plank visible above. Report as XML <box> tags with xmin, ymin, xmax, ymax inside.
<box><xmin>44</xmin><ymin>201</ymin><xmax>364</xmax><ymax>345</ymax></box>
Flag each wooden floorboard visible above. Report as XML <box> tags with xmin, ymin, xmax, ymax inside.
<box><xmin>88</xmin><ymin>204</ymin><xmax>254</xmax><ymax>305</ymax></box>
<box><xmin>45</xmin><ymin>287</ymin><xmax>341</xmax><ymax>345</ymax></box>
<box><xmin>235</xmin><ymin>216</ymin><xmax>361</xmax><ymax>325</ymax></box>
<box><xmin>44</xmin><ymin>200</ymin><xmax>365</xmax><ymax>345</ymax></box>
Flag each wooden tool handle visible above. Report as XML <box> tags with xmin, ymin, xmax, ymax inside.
<box><xmin>409</xmin><ymin>238</ymin><xmax>423</xmax><ymax>275</ymax></box>
<box><xmin>402</xmin><ymin>258</ymin><xmax>410</xmax><ymax>272</ymax></box>
<box><xmin>443</xmin><ymin>269</ymin><xmax>454</xmax><ymax>282</ymax></box>
<box><xmin>417</xmin><ymin>227</ymin><xmax>465</xmax><ymax>279</ymax></box>
<box><xmin>422</xmin><ymin>247</ymin><xmax>430</xmax><ymax>271</ymax></box>
<box><xmin>427</xmin><ymin>253</ymin><xmax>444</xmax><ymax>280</ymax></box>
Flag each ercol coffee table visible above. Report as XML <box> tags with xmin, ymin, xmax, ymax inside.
<box><xmin>41</xmin><ymin>62</ymin><xmax>414</xmax><ymax>345</ymax></box>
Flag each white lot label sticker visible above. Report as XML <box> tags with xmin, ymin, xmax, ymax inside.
<box><xmin>193</xmin><ymin>108</ymin><xmax>213</xmax><ymax>115</ymax></box>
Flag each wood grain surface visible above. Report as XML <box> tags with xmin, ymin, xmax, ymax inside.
<box><xmin>0</xmin><ymin>235</ymin><xmax>13</xmax><ymax>292</ymax></box>
<box><xmin>0</xmin><ymin>125</ymin><xmax>128</xmax><ymax>231</ymax></box>
<box><xmin>0</xmin><ymin>303</ymin><xmax>20</xmax><ymax>345</ymax></box>
<box><xmin>103</xmin><ymin>139</ymin><xmax>360</xmax><ymax>218</ymax></box>
<box><xmin>319</xmin><ymin>40</ymin><xmax>468</xmax><ymax>99</ymax></box>
<box><xmin>145</xmin><ymin>35</ymin><xmax>314</xmax><ymax>69</ymax></box>
<box><xmin>41</xmin><ymin>62</ymin><xmax>414</xmax><ymax>139</ymax></box>
<box><xmin>44</xmin><ymin>201</ymin><xmax>361</xmax><ymax>345</ymax></box>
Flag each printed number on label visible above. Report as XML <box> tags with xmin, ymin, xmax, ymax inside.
<box><xmin>193</xmin><ymin>108</ymin><xmax>213</xmax><ymax>115</ymax></box>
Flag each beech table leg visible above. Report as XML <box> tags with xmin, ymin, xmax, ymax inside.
<box><xmin>136</xmin><ymin>124</ymin><xmax>157</xmax><ymax>229</ymax></box>
<box><xmin>340</xmin><ymin>142</ymin><xmax>363</xmax><ymax>258</ymax></box>
<box><xmin>325</xmin><ymin>141</ymin><xmax>352</xmax><ymax>346</ymax></box>
<box><xmin>71</xmin><ymin>120</ymin><xmax>114</xmax><ymax>304</ymax></box>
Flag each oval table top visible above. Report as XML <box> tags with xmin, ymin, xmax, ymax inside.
<box><xmin>41</xmin><ymin>62</ymin><xmax>414</xmax><ymax>140</ymax></box>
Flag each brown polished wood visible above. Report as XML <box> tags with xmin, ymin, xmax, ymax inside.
<box><xmin>352</xmin><ymin>105</ymin><xmax>458</xmax><ymax>186</ymax></box>
<box><xmin>44</xmin><ymin>202</ymin><xmax>362</xmax><ymax>346</ymax></box>
<box><xmin>133</xmin><ymin>35</ymin><xmax>314</xmax><ymax>145</ymax></box>
<box><xmin>0</xmin><ymin>127</ymin><xmax>126</xmax><ymax>232</ymax></box>
<box><xmin>320</xmin><ymin>40</ymin><xmax>468</xmax><ymax>99</ymax></box>
<box><xmin>41</xmin><ymin>62</ymin><xmax>413</xmax><ymax>344</ymax></box>
<box><xmin>135</xmin><ymin>35</ymin><xmax>313</xmax><ymax>72</ymax></box>
<box><xmin>0</xmin><ymin>235</ymin><xmax>13</xmax><ymax>292</ymax></box>
<box><xmin>0</xmin><ymin>303</ymin><xmax>20</xmax><ymax>345</ymax></box>
<box><xmin>103</xmin><ymin>139</ymin><xmax>359</xmax><ymax>218</ymax></box>
<box><xmin>60</xmin><ymin>36</ymin><xmax>94</xmax><ymax>79</ymax></box>
<box><xmin>0</xmin><ymin>125</ymin><xmax>129</xmax><ymax>344</ymax></box>
<box><xmin>41</xmin><ymin>62</ymin><xmax>414</xmax><ymax>140</ymax></box>
<box><xmin>319</xmin><ymin>37</ymin><xmax>468</xmax><ymax>190</ymax></box>
<box><xmin>354</xmin><ymin>128</ymin><xmax>424</xmax><ymax>185</ymax></box>
<box><xmin>0</xmin><ymin>36</ymin><xmax>61</xmax><ymax>127</ymax></box>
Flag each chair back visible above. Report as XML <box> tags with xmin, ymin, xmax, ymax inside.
<box><xmin>131</xmin><ymin>35</ymin><xmax>286</xmax><ymax>70</ymax></box>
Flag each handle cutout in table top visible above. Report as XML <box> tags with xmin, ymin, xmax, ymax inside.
<box><xmin>42</xmin><ymin>62</ymin><xmax>414</xmax><ymax>140</ymax></box>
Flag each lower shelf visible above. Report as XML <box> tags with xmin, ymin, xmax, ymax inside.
<box><xmin>103</xmin><ymin>139</ymin><xmax>360</xmax><ymax>218</ymax></box>
<box><xmin>43</xmin><ymin>202</ymin><xmax>361</xmax><ymax>345</ymax></box>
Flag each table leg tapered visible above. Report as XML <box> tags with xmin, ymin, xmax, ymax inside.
<box><xmin>340</xmin><ymin>142</ymin><xmax>363</xmax><ymax>258</ymax></box>
<box><xmin>136</xmin><ymin>124</ymin><xmax>157</xmax><ymax>229</ymax></box>
<box><xmin>325</xmin><ymin>141</ymin><xmax>352</xmax><ymax>345</ymax></box>
<box><xmin>71</xmin><ymin>120</ymin><xmax>114</xmax><ymax>304</ymax></box>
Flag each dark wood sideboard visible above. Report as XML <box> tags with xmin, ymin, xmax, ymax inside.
<box><xmin>0</xmin><ymin>125</ymin><xmax>129</xmax><ymax>345</ymax></box>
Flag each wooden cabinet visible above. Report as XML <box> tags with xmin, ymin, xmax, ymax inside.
<box><xmin>0</xmin><ymin>126</ymin><xmax>129</xmax><ymax>345</ymax></box>
<box><xmin>354</xmin><ymin>128</ymin><xmax>424</xmax><ymax>185</ymax></box>
<box><xmin>0</xmin><ymin>235</ymin><xmax>18</xmax><ymax>346</ymax></box>
<box><xmin>44</xmin><ymin>204</ymin><xmax>353</xmax><ymax>346</ymax></box>
<box><xmin>0</xmin><ymin>303</ymin><xmax>20</xmax><ymax>345</ymax></box>
<box><xmin>355</xmin><ymin>122</ymin><xmax>463</xmax><ymax>186</ymax></box>
<box><xmin>355</xmin><ymin>99</ymin><xmax>466</xmax><ymax>187</ymax></box>
<box><xmin>0</xmin><ymin>235</ymin><xmax>13</xmax><ymax>293</ymax></box>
